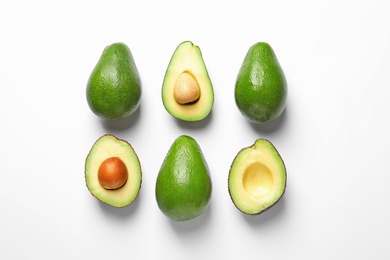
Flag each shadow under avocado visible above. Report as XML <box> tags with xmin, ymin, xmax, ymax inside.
<box><xmin>174</xmin><ymin>109</ymin><xmax>214</xmax><ymax>130</ymax></box>
<box><xmin>242</xmin><ymin>196</ymin><xmax>286</xmax><ymax>226</ymax></box>
<box><xmin>97</xmin><ymin>190</ymin><xmax>142</xmax><ymax>220</ymax></box>
<box><xmin>99</xmin><ymin>105</ymin><xmax>142</xmax><ymax>132</ymax></box>
<box><xmin>169</xmin><ymin>202</ymin><xmax>213</xmax><ymax>234</ymax></box>
<box><xmin>248</xmin><ymin>107</ymin><xmax>288</xmax><ymax>134</ymax></box>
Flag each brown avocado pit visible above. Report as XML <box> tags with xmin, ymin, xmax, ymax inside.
<box><xmin>98</xmin><ymin>157</ymin><xmax>128</xmax><ymax>190</ymax></box>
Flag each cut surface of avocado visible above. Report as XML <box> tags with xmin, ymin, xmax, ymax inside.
<box><xmin>162</xmin><ymin>41</ymin><xmax>214</xmax><ymax>121</ymax></box>
<box><xmin>228</xmin><ymin>139</ymin><xmax>286</xmax><ymax>215</ymax></box>
<box><xmin>85</xmin><ymin>134</ymin><xmax>141</xmax><ymax>208</ymax></box>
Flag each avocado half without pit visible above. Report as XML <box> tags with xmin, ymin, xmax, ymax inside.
<box><xmin>162</xmin><ymin>41</ymin><xmax>214</xmax><ymax>121</ymax></box>
<box><xmin>228</xmin><ymin>139</ymin><xmax>286</xmax><ymax>215</ymax></box>
<box><xmin>85</xmin><ymin>134</ymin><xmax>142</xmax><ymax>208</ymax></box>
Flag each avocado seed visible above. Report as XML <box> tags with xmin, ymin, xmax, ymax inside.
<box><xmin>173</xmin><ymin>71</ymin><xmax>200</xmax><ymax>104</ymax></box>
<box><xmin>98</xmin><ymin>157</ymin><xmax>128</xmax><ymax>190</ymax></box>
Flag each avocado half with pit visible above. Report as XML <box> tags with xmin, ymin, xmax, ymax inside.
<box><xmin>228</xmin><ymin>139</ymin><xmax>286</xmax><ymax>215</ymax></box>
<box><xmin>162</xmin><ymin>41</ymin><xmax>214</xmax><ymax>121</ymax></box>
<box><xmin>85</xmin><ymin>134</ymin><xmax>142</xmax><ymax>208</ymax></box>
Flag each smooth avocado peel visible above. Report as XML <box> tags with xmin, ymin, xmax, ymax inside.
<box><xmin>162</xmin><ymin>41</ymin><xmax>214</xmax><ymax>121</ymax></box>
<box><xmin>86</xmin><ymin>42</ymin><xmax>142</xmax><ymax>120</ymax></box>
<box><xmin>155</xmin><ymin>135</ymin><xmax>212</xmax><ymax>221</ymax></box>
<box><xmin>235</xmin><ymin>42</ymin><xmax>287</xmax><ymax>124</ymax></box>
<box><xmin>228</xmin><ymin>138</ymin><xmax>286</xmax><ymax>215</ymax></box>
<box><xmin>85</xmin><ymin>134</ymin><xmax>142</xmax><ymax>208</ymax></box>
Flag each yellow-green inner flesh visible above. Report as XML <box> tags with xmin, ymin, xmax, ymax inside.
<box><xmin>162</xmin><ymin>41</ymin><xmax>213</xmax><ymax>121</ymax></box>
<box><xmin>85</xmin><ymin>135</ymin><xmax>141</xmax><ymax>207</ymax></box>
<box><xmin>229</xmin><ymin>139</ymin><xmax>286</xmax><ymax>214</ymax></box>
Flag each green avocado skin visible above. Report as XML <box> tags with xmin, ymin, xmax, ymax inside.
<box><xmin>235</xmin><ymin>42</ymin><xmax>287</xmax><ymax>124</ymax></box>
<box><xmin>86</xmin><ymin>42</ymin><xmax>142</xmax><ymax>119</ymax></box>
<box><xmin>156</xmin><ymin>135</ymin><xmax>212</xmax><ymax>222</ymax></box>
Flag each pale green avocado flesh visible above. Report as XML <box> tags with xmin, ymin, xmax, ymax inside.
<box><xmin>162</xmin><ymin>41</ymin><xmax>214</xmax><ymax>121</ymax></box>
<box><xmin>228</xmin><ymin>139</ymin><xmax>286</xmax><ymax>215</ymax></box>
<box><xmin>85</xmin><ymin>134</ymin><xmax>142</xmax><ymax>208</ymax></box>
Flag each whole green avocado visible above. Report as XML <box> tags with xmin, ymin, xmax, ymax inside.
<box><xmin>155</xmin><ymin>135</ymin><xmax>212</xmax><ymax>222</ymax></box>
<box><xmin>86</xmin><ymin>42</ymin><xmax>142</xmax><ymax>119</ymax></box>
<box><xmin>235</xmin><ymin>42</ymin><xmax>287</xmax><ymax>124</ymax></box>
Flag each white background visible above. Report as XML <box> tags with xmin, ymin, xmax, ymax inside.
<box><xmin>1</xmin><ymin>0</ymin><xmax>390</xmax><ymax>259</ymax></box>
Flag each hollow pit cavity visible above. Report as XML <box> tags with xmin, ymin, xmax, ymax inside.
<box><xmin>243</xmin><ymin>162</ymin><xmax>273</xmax><ymax>198</ymax></box>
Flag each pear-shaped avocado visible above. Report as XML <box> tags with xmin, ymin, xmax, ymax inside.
<box><xmin>228</xmin><ymin>139</ymin><xmax>286</xmax><ymax>215</ymax></box>
<box><xmin>162</xmin><ymin>41</ymin><xmax>214</xmax><ymax>121</ymax></box>
<box><xmin>235</xmin><ymin>42</ymin><xmax>287</xmax><ymax>124</ymax></box>
<box><xmin>155</xmin><ymin>135</ymin><xmax>212</xmax><ymax>221</ymax></box>
<box><xmin>85</xmin><ymin>134</ymin><xmax>142</xmax><ymax>208</ymax></box>
<box><xmin>86</xmin><ymin>42</ymin><xmax>142</xmax><ymax>119</ymax></box>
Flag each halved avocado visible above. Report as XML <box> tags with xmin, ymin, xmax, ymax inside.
<box><xmin>162</xmin><ymin>41</ymin><xmax>214</xmax><ymax>121</ymax></box>
<box><xmin>85</xmin><ymin>134</ymin><xmax>142</xmax><ymax>208</ymax></box>
<box><xmin>228</xmin><ymin>139</ymin><xmax>286</xmax><ymax>215</ymax></box>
